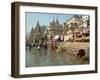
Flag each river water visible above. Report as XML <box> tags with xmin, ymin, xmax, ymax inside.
<box><xmin>25</xmin><ymin>46</ymin><xmax>82</xmax><ymax>67</ymax></box>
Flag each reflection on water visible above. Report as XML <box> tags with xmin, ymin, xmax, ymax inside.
<box><xmin>25</xmin><ymin>46</ymin><xmax>82</xmax><ymax>67</ymax></box>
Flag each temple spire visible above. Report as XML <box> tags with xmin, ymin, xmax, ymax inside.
<box><xmin>30</xmin><ymin>27</ymin><xmax>34</xmax><ymax>34</ymax></box>
<box><xmin>35</xmin><ymin>21</ymin><xmax>41</xmax><ymax>33</ymax></box>
<box><xmin>56</xmin><ymin>18</ymin><xmax>59</xmax><ymax>24</ymax></box>
<box><xmin>36</xmin><ymin>21</ymin><xmax>40</xmax><ymax>27</ymax></box>
<box><xmin>52</xmin><ymin>18</ymin><xmax>55</xmax><ymax>24</ymax></box>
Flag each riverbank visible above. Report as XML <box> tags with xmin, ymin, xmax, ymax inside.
<box><xmin>59</xmin><ymin>42</ymin><xmax>89</xmax><ymax>56</ymax></box>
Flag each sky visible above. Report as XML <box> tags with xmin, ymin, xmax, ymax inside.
<box><xmin>25</xmin><ymin>12</ymin><xmax>74</xmax><ymax>34</ymax></box>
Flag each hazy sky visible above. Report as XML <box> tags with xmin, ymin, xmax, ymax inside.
<box><xmin>25</xmin><ymin>12</ymin><xmax>75</xmax><ymax>34</ymax></box>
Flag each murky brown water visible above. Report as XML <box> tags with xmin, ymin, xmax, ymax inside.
<box><xmin>25</xmin><ymin>42</ymin><xmax>89</xmax><ymax>67</ymax></box>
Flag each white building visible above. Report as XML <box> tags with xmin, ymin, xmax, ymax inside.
<box><xmin>81</xmin><ymin>15</ymin><xmax>89</xmax><ymax>28</ymax></box>
<box><xmin>64</xmin><ymin>15</ymin><xmax>81</xmax><ymax>28</ymax></box>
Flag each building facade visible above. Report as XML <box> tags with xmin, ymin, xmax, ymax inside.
<box><xmin>63</xmin><ymin>15</ymin><xmax>90</xmax><ymax>42</ymax></box>
<box><xmin>27</xmin><ymin>21</ymin><xmax>47</xmax><ymax>44</ymax></box>
<box><xmin>47</xmin><ymin>18</ymin><xmax>63</xmax><ymax>36</ymax></box>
